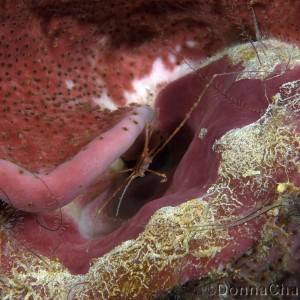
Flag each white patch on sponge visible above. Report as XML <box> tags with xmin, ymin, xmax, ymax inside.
<box><xmin>65</xmin><ymin>79</ymin><xmax>75</xmax><ymax>89</ymax></box>
<box><xmin>92</xmin><ymin>78</ymin><xmax>118</xmax><ymax>110</ymax></box>
<box><xmin>123</xmin><ymin>55</ymin><xmax>192</xmax><ymax>107</ymax></box>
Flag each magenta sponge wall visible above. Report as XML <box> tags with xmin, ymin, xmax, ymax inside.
<box><xmin>0</xmin><ymin>1</ymin><xmax>300</xmax><ymax>299</ymax></box>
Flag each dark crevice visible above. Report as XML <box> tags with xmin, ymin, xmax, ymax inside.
<box><xmin>104</xmin><ymin>124</ymin><xmax>194</xmax><ymax>220</ymax></box>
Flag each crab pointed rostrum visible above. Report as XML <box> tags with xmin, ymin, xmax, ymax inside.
<box><xmin>0</xmin><ymin>1</ymin><xmax>300</xmax><ymax>299</ymax></box>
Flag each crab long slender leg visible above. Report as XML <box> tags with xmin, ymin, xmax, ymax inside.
<box><xmin>98</xmin><ymin>174</ymin><xmax>134</xmax><ymax>216</ymax></box>
<box><xmin>184</xmin><ymin>200</ymin><xmax>283</xmax><ymax>231</ymax></box>
<box><xmin>115</xmin><ymin>175</ymin><xmax>137</xmax><ymax>217</ymax></box>
<box><xmin>150</xmin><ymin>75</ymin><xmax>216</xmax><ymax>160</ymax></box>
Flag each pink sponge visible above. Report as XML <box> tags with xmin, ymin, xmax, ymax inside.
<box><xmin>1</xmin><ymin>1</ymin><xmax>300</xmax><ymax>299</ymax></box>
